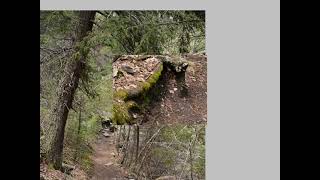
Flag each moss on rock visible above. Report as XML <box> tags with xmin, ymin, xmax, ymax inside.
<box><xmin>111</xmin><ymin>63</ymin><xmax>163</xmax><ymax>125</ymax></box>
<box><xmin>112</xmin><ymin>100</ymin><xmax>142</xmax><ymax>124</ymax></box>
<box><xmin>112</xmin><ymin>102</ymin><xmax>131</xmax><ymax>125</ymax></box>
<box><xmin>114</xmin><ymin>89</ymin><xmax>128</xmax><ymax>100</ymax></box>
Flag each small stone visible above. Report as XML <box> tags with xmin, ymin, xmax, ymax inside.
<box><xmin>112</xmin><ymin>67</ymin><xmax>118</xmax><ymax>77</ymax></box>
<box><xmin>129</xmin><ymin>84</ymin><xmax>137</xmax><ymax>88</ymax></box>
<box><xmin>102</xmin><ymin>129</ymin><xmax>108</xmax><ymax>133</ymax></box>
<box><xmin>173</xmin><ymin>88</ymin><xmax>178</xmax><ymax>91</ymax></box>
<box><xmin>137</xmin><ymin>77</ymin><xmax>145</xmax><ymax>82</ymax></box>
<box><xmin>133</xmin><ymin>113</ymin><xmax>138</xmax><ymax>118</ymax></box>
<box><xmin>103</xmin><ymin>132</ymin><xmax>110</xmax><ymax>137</ymax></box>
<box><xmin>121</xmin><ymin>65</ymin><xmax>135</xmax><ymax>74</ymax></box>
<box><xmin>104</xmin><ymin>162</ymin><xmax>113</xmax><ymax>166</ymax></box>
<box><xmin>169</xmin><ymin>90</ymin><xmax>174</xmax><ymax>94</ymax></box>
<box><xmin>116</xmin><ymin>87</ymin><xmax>123</xmax><ymax>91</ymax></box>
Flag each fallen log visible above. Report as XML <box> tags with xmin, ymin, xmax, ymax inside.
<box><xmin>112</xmin><ymin>55</ymin><xmax>189</xmax><ymax>124</ymax></box>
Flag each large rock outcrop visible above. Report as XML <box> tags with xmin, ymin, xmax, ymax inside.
<box><xmin>111</xmin><ymin>55</ymin><xmax>189</xmax><ymax>125</ymax></box>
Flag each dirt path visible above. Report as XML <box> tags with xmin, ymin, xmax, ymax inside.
<box><xmin>90</xmin><ymin>131</ymin><xmax>129</xmax><ymax>180</ymax></box>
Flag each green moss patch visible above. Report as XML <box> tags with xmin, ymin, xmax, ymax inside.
<box><xmin>111</xmin><ymin>100</ymin><xmax>141</xmax><ymax>124</ymax></box>
<box><xmin>112</xmin><ymin>63</ymin><xmax>163</xmax><ymax>124</ymax></box>
<box><xmin>114</xmin><ymin>89</ymin><xmax>128</xmax><ymax>100</ymax></box>
<box><xmin>112</xmin><ymin>102</ymin><xmax>131</xmax><ymax>125</ymax></box>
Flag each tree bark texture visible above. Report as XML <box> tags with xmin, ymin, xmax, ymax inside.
<box><xmin>44</xmin><ymin>11</ymin><xmax>96</xmax><ymax>170</ymax></box>
<box><xmin>135</xmin><ymin>124</ymin><xmax>140</xmax><ymax>162</ymax></box>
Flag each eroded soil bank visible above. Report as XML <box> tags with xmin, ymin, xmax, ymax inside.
<box><xmin>143</xmin><ymin>54</ymin><xmax>207</xmax><ymax>125</ymax></box>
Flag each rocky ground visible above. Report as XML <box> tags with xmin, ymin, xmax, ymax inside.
<box><xmin>40</xmin><ymin>163</ymin><xmax>87</xmax><ymax>180</ymax></box>
<box><xmin>113</xmin><ymin>55</ymin><xmax>162</xmax><ymax>92</ymax></box>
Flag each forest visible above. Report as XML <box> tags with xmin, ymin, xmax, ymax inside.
<box><xmin>40</xmin><ymin>10</ymin><xmax>206</xmax><ymax>180</ymax></box>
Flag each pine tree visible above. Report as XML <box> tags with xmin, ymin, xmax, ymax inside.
<box><xmin>44</xmin><ymin>11</ymin><xmax>96</xmax><ymax>170</ymax></box>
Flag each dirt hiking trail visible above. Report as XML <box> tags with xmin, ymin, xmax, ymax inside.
<box><xmin>90</xmin><ymin>132</ymin><xmax>129</xmax><ymax>180</ymax></box>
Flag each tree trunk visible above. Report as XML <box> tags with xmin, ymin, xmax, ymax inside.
<box><xmin>179</xmin><ymin>25</ymin><xmax>190</xmax><ymax>54</ymax></box>
<box><xmin>175</xmin><ymin>70</ymin><xmax>188</xmax><ymax>97</ymax></box>
<box><xmin>129</xmin><ymin>125</ymin><xmax>137</xmax><ymax>166</ymax></box>
<box><xmin>117</xmin><ymin>125</ymin><xmax>122</xmax><ymax>147</ymax></box>
<box><xmin>135</xmin><ymin>124</ymin><xmax>140</xmax><ymax>162</ymax></box>
<box><xmin>121</xmin><ymin>125</ymin><xmax>131</xmax><ymax>165</ymax></box>
<box><xmin>44</xmin><ymin>11</ymin><xmax>96</xmax><ymax>170</ymax></box>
